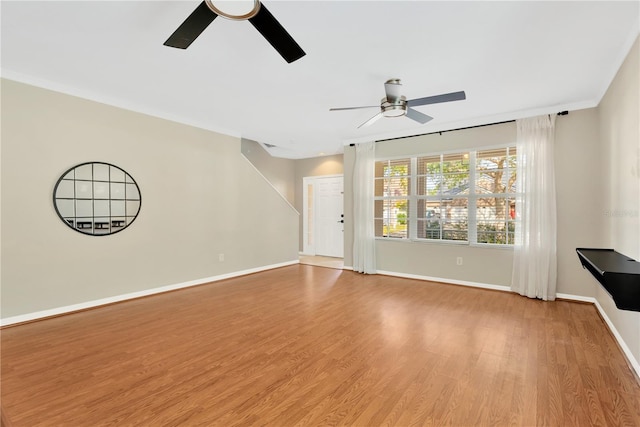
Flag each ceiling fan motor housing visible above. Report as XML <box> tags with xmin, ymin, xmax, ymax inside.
<box><xmin>381</xmin><ymin>96</ymin><xmax>407</xmax><ymax>118</ymax></box>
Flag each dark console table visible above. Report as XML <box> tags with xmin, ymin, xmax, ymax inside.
<box><xmin>576</xmin><ymin>248</ymin><xmax>640</xmax><ymax>312</ymax></box>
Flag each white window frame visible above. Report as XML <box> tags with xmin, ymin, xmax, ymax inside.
<box><xmin>374</xmin><ymin>158</ymin><xmax>411</xmax><ymax>239</ymax></box>
<box><xmin>474</xmin><ymin>146</ymin><xmax>517</xmax><ymax>246</ymax></box>
<box><xmin>375</xmin><ymin>144</ymin><xmax>517</xmax><ymax>246</ymax></box>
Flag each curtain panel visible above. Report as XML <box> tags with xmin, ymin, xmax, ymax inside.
<box><xmin>511</xmin><ymin>114</ymin><xmax>557</xmax><ymax>300</ymax></box>
<box><xmin>352</xmin><ymin>142</ymin><xmax>376</xmax><ymax>274</ymax></box>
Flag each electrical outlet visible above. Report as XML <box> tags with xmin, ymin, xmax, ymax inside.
<box><xmin>456</xmin><ymin>257</ymin><xmax>463</xmax><ymax>266</ymax></box>
<box><xmin>219</xmin><ymin>253</ymin><xmax>225</xmax><ymax>262</ymax></box>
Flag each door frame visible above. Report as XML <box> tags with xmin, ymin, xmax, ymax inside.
<box><xmin>302</xmin><ymin>174</ymin><xmax>344</xmax><ymax>256</ymax></box>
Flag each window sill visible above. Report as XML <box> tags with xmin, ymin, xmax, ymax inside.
<box><xmin>375</xmin><ymin>237</ymin><xmax>514</xmax><ymax>250</ymax></box>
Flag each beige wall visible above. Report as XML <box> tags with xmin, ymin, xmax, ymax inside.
<box><xmin>345</xmin><ymin>123</ymin><xmax>518</xmax><ymax>286</ymax></box>
<box><xmin>555</xmin><ymin>108</ymin><xmax>604</xmax><ymax>297</ymax></box>
<box><xmin>369</xmin><ymin>123</ymin><xmax>517</xmax><ymax>286</ymax></box>
<box><xmin>344</xmin><ymin>109</ymin><xmax>605</xmax><ymax>294</ymax></box>
<box><xmin>294</xmin><ymin>154</ymin><xmax>344</xmax><ymax>251</ymax></box>
<box><xmin>234</xmin><ymin>146</ymin><xmax>344</xmax><ymax>252</ymax></box>
<box><xmin>240</xmin><ymin>138</ymin><xmax>296</xmax><ymax>205</ymax></box>
<box><xmin>1</xmin><ymin>79</ymin><xmax>299</xmax><ymax>319</ymax></box>
<box><xmin>596</xmin><ymin>36</ymin><xmax>640</xmax><ymax>365</ymax></box>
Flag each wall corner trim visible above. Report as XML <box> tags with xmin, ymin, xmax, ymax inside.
<box><xmin>1</xmin><ymin>260</ymin><xmax>300</xmax><ymax>327</ymax></box>
<box><xmin>593</xmin><ymin>299</ymin><xmax>640</xmax><ymax>380</ymax></box>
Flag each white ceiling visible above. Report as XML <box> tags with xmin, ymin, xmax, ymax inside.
<box><xmin>2</xmin><ymin>1</ymin><xmax>639</xmax><ymax>159</ymax></box>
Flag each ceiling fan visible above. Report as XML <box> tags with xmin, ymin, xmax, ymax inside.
<box><xmin>330</xmin><ymin>79</ymin><xmax>466</xmax><ymax>128</ymax></box>
<box><xmin>164</xmin><ymin>0</ymin><xmax>305</xmax><ymax>63</ymax></box>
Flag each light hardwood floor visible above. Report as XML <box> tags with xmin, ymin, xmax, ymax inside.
<box><xmin>299</xmin><ymin>255</ymin><xmax>344</xmax><ymax>270</ymax></box>
<box><xmin>2</xmin><ymin>265</ymin><xmax>639</xmax><ymax>426</ymax></box>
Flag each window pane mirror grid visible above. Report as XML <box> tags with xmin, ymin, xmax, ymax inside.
<box><xmin>110</xmin><ymin>183</ymin><xmax>126</xmax><ymax>200</ymax></box>
<box><xmin>75</xmin><ymin>199</ymin><xmax>93</xmax><ymax>217</ymax></box>
<box><xmin>56</xmin><ymin>199</ymin><xmax>74</xmax><ymax>218</ymax></box>
<box><xmin>75</xmin><ymin>164</ymin><xmax>92</xmax><ymax>180</ymax></box>
<box><xmin>53</xmin><ymin>162</ymin><xmax>141</xmax><ymax>236</ymax></box>
<box><xmin>93</xmin><ymin>182</ymin><xmax>109</xmax><ymax>199</ymax></box>
<box><xmin>111</xmin><ymin>200</ymin><xmax>126</xmax><ymax>217</ymax></box>
<box><xmin>75</xmin><ymin>181</ymin><xmax>93</xmax><ymax>199</ymax></box>
<box><xmin>126</xmin><ymin>183</ymin><xmax>140</xmax><ymax>200</ymax></box>
<box><xmin>126</xmin><ymin>201</ymin><xmax>140</xmax><ymax>217</ymax></box>
<box><xmin>94</xmin><ymin>200</ymin><xmax>110</xmax><ymax>217</ymax></box>
<box><xmin>56</xmin><ymin>180</ymin><xmax>75</xmax><ymax>199</ymax></box>
<box><xmin>110</xmin><ymin>166</ymin><xmax>125</xmax><ymax>183</ymax></box>
<box><xmin>93</xmin><ymin>163</ymin><xmax>109</xmax><ymax>181</ymax></box>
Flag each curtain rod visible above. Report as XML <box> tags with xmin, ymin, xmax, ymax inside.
<box><xmin>349</xmin><ymin>110</ymin><xmax>569</xmax><ymax>146</ymax></box>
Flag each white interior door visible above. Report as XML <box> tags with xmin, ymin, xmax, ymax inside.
<box><xmin>311</xmin><ymin>176</ymin><xmax>344</xmax><ymax>258</ymax></box>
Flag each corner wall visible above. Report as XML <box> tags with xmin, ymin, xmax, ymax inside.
<box><xmin>596</xmin><ymin>35</ymin><xmax>640</xmax><ymax>367</ymax></box>
<box><xmin>240</xmin><ymin>138</ymin><xmax>296</xmax><ymax>205</ymax></box>
<box><xmin>1</xmin><ymin>79</ymin><xmax>299</xmax><ymax>320</ymax></box>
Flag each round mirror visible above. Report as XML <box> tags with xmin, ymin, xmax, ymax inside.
<box><xmin>53</xmin><ymin>162</ymin><xmax>141</xmax><ymax>236</ymax></box>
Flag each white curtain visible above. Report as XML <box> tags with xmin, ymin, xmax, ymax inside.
<box><xmin>352</xmin><ymin>141</ymin><xmax>376</xmax><ymax>274</ymax></box>
<box><xmin>511</xmin><ymin>115</ymin><xmax>557</xmax><ymax>300</ymax></box>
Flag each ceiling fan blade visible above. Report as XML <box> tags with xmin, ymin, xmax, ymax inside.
<box><xmin>384</xmin><ymin>80</ymin><xmax>402</xmax><ymax>102</ymax></box>
<box><xmin>358</xmin><ymin>112</ymin><xmax>383</xmax><ymax>129</ymax></box>
<box><xmin>407</xmin><ymin>91</ymin><xmax>466</xmax><ymax>107</ymax></box>
<box><xmin>248</xmin><ymin>4</ymin><xmax>306</xmax><ymax>63</ymax></box>
<box><xmin>406</xmin><ymin>108</ymin><xmax>434</xmax><ymax>124</ymax></box>
<box><xmin>164</xmin><ymin>1</ymin><xmax>217</xmax><ymax>49</ymax></box>
<box><xmin>330</xmin><ymin>106</ymin><xmax>379</xmax><ymax>111</ymax></box>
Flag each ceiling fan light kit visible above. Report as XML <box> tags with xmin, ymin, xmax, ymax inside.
<box><xmin>203</xmin><ymin>0</ymin><xmax>260</xmax><ymax>20</ymax></box>
<box><xmin>330</xmin><ymin>79</ymin><xmax>466</xmax><ymax>129</ymax></box>
<box><xmin>381</xmin><ymin>96</ymin><xmax>407</xmax><ymax>118</ymax></box>
<box><xmin>164</xmin><ymin>0</ymin><xmax>305</xmax><ymax>63</ymax></box>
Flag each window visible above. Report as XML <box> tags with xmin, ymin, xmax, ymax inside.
<box><xmin>374</xmin><ymin>146</ymin><xmax>517</xmax><ymax>245</ymax></box>
<box><xmin>475</xmin><ymin>147</ymin><xmax>517</xmax><ymax>244</ymax></box>
<box><xmin>374</xmin><ymin>159</ymin><xmax>410</xmax><ymax>238</ymax></box>
<box><xmin>417</xmin><ymin>153</ymin><xmax>470</xmax><ymax>241</ymax></box>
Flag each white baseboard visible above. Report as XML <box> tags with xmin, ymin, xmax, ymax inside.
<box><xmin>1</xmin><ymin>260</ymin><xmax>299</xmax><ymax>327</ymax></box>
<box><xmin>556</xmin><ymin>293</ymin><xmax>595</xmax><ymax>303</ymax></box>
<box><xmin>373</xmin><ymin>271</ymin><xmax>640</xmax><ymax>379</ymax></box>
<box><xmin>593</xmin><ymin>299</ymin><xmax>640</xmax><ymax>379</ymax></box>
<box><xmin>554</xmin><ymin>293</ymin><xmax>639</xmax><ymax>378</ymax></box>
<box><xmin>375</xmin><ymin>270</ymin><xmax>512</xmax><ymax>293</ymax></box>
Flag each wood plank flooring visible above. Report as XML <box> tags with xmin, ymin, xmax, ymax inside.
<box><xmin>2</xmin><ymin>265</ymin><xmax>639</xmax><ymax>426</ymax></box>
<box><xmin>299</xmin><ymin>255</ymin><xmax>344</xmax><ymax>270</ymax></box>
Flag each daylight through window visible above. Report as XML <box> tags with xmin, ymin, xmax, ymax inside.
<box><xmin>374</xmin><ymin>146</ymin><xmax>517</xmax><ymax>245</ymax></box>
